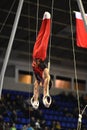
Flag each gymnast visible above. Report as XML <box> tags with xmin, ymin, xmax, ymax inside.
<box><xmin>31</xmin><ymin>11</ymin><xmax>52</xmax><ymax>109</ymax></box>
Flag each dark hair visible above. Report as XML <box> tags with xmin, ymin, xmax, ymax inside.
<box><xmin>38</xmin><ymin>60</ymin><xmax>47</xmax><ymax>70</ymax></box>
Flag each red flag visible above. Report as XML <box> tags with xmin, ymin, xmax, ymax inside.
<box><xmin>75</xmin><ymin>11</ymin><xmax>87</xmax><ymax>48</ymax></box>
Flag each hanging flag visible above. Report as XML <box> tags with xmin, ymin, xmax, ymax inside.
<box><xmin>75</xmin><ymin>11</ymin><xmax>87</xmax><ymax>48</ymax></box>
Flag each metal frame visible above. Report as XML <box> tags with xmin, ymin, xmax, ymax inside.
<box><xmin>76</xmin><ymin>0</ymin><xmax>87</xmax><ymax>31</ymax></box>
<box><xmin>0</xmin><ymin>0</ymin><xmax>24</xmax><ymax>98</ymax></box>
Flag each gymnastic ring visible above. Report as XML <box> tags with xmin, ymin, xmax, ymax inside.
<box><xmin>43</xmin><ymin>95</ymin><xmax>52</xmax><ymax>108</ymax></box>
<box><xmin>31</xmin><ymin>96</ymin><xmax>39</xmax><ymax>109</ymax></box>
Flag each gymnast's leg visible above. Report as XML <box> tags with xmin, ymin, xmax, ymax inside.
<box><xmin>33</xmin><ymin>11</ymin><xmax>51</xmax><ymax>61</ymax></box>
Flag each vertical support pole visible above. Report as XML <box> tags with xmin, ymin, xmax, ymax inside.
<box><xmin>0</xmin><ymin>0</ymin><xmax>24</xmax><ymax>98</ymax></box>
<box><xmin>76</xmin><ymin>0</ymin><xmax>87</xmax><ymax>31</ymax></box>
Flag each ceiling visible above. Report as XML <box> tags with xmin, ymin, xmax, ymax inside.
<box><xmin>0</xmin><ymin>0</ymin><xmax>87</xmax><ymax>71</ymax></box>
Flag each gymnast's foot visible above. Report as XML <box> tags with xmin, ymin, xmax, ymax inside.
<box><xmin>31</xmin><ymin>96</ymin><xmax>39</xmax><ymax>109</ymax></box>
<box><xmin>43</xmin><ymin>95</ymin><xmax>52</xmax><ymax>108</ymax></box>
